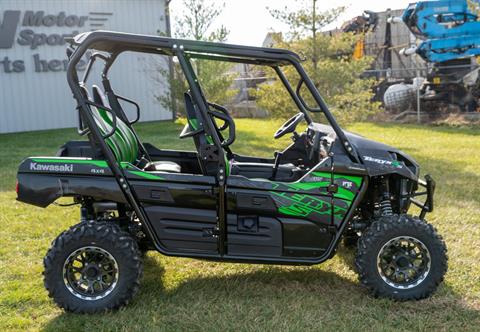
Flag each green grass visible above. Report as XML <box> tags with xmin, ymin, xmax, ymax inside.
<box><xmin>0</xmin><ymin>119</ymin><xmax>479</xmax><ymax>331</ymax></box>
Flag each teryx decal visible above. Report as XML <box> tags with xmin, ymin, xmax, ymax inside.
<box><xmin>363</xmin><ymin>156</ymin><xmax>402</xmax><ymax>168</ymax></box>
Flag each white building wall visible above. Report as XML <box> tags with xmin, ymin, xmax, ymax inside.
<box><xmin>0</xmin><ymin>0</ymin><xmax>171</xmax><ymax>133</ymax></box>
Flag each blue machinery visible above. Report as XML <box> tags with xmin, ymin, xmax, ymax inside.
<box><xmin>392</xmin><ymin>0</ymin><xmax>480</xmax><ymax>111</ymax></box>
<box><xmin>403</xmin><ymin>0</ymin><xmax>480</xmax><ymax>62</ymax></box>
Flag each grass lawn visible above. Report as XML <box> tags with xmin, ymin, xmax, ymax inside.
<box><xmin>0</xmin><ymin>119</ymin><xmax>479</xmax><ymax>331</ymax></box>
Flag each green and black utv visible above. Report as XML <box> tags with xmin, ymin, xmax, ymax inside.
<box><xmin>16</xmin><ymin>31</ymin><xmax>447</xmax><ymax>313</ymax></box>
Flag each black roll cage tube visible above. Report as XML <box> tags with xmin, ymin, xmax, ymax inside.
<box><xmin>289</xmin><ymin>67</ymin><xmax>360</xmax><ymax>163</ymax></box>
<box><xmin>273</xmin><ymin>66</ymin><xmax>313</xmax><ymax>125</ymax></box>
<box><xmin>178</xmin><ymin>56</ymin><xmax>358</xmax><ymax>161</ymax></box>
<box><xmin>81</xmin><ymin>50</ymin><xmax>150</xmax><ymax>160</ymax></box>
<box><xmin>68</xmin><ymin>45</ymin><xmax>167</xmax><ymax>258</ymax></box>
<box><xmin>82</xmin><ymin>51</ymin><xmax>139</xmax><ymax>125</ymax></box>
<box><xmin>175</xmin><ymin>49</ymin><xmax>228</xmax><ymax>255</ymax></box>
<box><xmin>66</xmin><ymin>32</ymin><xmax>362</xmax><ymax>263</ymax></box>
<box><xmin>84</xmin><ymin>100</ymin><xmax>118</xmax><ymax>139</ymax></box>
<box><xmin>184</xmin><ymin>52</ymin><xmax>359</xmax><ymax>163</ymax></box>
<box><xmin>295</xmin><ymin>78</ymin><xmax>321</xmax><ymax>113</ymax></box>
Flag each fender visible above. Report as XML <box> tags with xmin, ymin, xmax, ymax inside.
<box><xmin>17</xmin><ymin>173</ymin><xmax>126</xmax><ymax>207</ymax></box>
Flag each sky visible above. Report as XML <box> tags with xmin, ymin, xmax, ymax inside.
<box><xmin>170</xmin><ymin>0</ymin><xmax>414</xmax><ymax>46</ymax></box>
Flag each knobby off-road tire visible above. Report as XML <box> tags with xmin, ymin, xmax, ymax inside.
<box><xmin>44</xmin><ymin>221</ymin><xmax>143</xmax><ymax>313</ymax></box>
<box><xmin>355</xmin><ymin>214</ymin><xmax>447</xmax><ymax>300</ymax></box>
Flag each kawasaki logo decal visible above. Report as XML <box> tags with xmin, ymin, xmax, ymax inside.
<box><xmin>30</xmin><ymin>162</ymin><xmax>73</xmax><ymax>172</ymax></box>
<box><xmin>363</xmin><ymin>156</ymin><xmax>402</xmax><ymax>168</ymax></box>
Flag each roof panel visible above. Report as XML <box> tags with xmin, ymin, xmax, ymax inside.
<box><xmin>69</xmin><ymin>30</ymin><xmax>301</xmax><ymax>66</ymax></box>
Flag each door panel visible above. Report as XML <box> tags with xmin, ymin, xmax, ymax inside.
<box><xmin>280</xmin><ymin>217</ymin><xmax>332</xmax><ymax>257</ymax></box>
<box><xmin>146</xmin><ymin>205</ymin><xmax>217</xmax><ymax>252</ymax></box>
<box><xmin>129</xmin><ymin>174</ymin><xmax>218</xmax><ymax>254</ymax></box>
<box><xmin>226</xmin><ymin>172</ymin><xmax>362</xmax><ymax>258</ymax></box>
<box><xmin>226</xmin><ymin>214</ymin><xmax>282</xmax><ymax>257</ymax></box>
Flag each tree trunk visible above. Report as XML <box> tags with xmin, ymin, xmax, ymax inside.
<box><xmin>312</xmin><ymin>0</ymin><xmax>318</xmax><ymax>72</ymax></box>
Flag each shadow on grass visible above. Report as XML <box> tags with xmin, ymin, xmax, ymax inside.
<box><xmin>43</xmin><ymin>254</ymin><xmax>479</xmax><ymax>331</ymax></box>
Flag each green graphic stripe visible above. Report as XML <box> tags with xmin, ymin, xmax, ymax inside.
<box><xmin>270</xmin><ymin>191</ymin><xmax>348</xmax><ymax>218</ymax></box>
<box><xmin>32</xmin><ymin>158</ymin><xmax>164</xmax><ymax>180</ymax></box>
<box><xmin>273</xmin><ymin>182</ymin><xmax>357</xmax><ymax>201</ymax></box>
<box><xmin>283</xmin><ymin>182</ymin><xmax>353</xmax><ymax>200</ymax></box>
<box><xmin>312</xmin><ymin>172</ymin><xmax>363</xmax><ymax>187</ymax></box>
<box><xmin>391</xmin><ymin>161</ymin><xmax>402</xmax><ymax>168</ymax></box>
<box><xmin>285</xmin><ymin>181</ymin><xmax>330</xmax><ymax>191</ymax></box>
<box><xmin>188</xmin><ymin>118</ymin><xmax>199</xmax><ymax>130</ymax></box>
<box><xmin>127</xmin><ymin>170</ymin><xmax>164</xmax><ymax>180</ymax></box>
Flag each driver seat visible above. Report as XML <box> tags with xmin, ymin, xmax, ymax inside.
<box><xmin>90</xmin><ymin>85</ymin><xmax>181</xmax><ymax>173</ymax></box>
<box><xmin>184</xmin><ymin>92</ymin><xmax>222</xmax><ymax>176</ymax></box>
<box><xmin>183</xmin><ymin>91</ymin><xmax>302</xmax><ymax>181</ymax></box>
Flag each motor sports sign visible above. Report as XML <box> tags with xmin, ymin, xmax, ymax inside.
<box><xmin>0</xmin><ymin>10</ymin><xmax>111</xmax><ymax>73</ymax></box>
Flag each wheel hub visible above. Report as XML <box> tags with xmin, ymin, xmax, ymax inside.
<box><xmin>395</xmin><ymin>256</ymin><xmax>410</xmax><ymax>268</ymax></box>
<box><xmin>84</xmin><ymin>265</ymin><xmax>100</xmax><ymax>279</ymax></box>
<box><xmin>377</xmin><ymin>236</ymin><xmax>431</xmax><ymax>290</ymax></box>
<box><xmin>63</xmin><ymin>246</ymin><xmax>119</xmax><ymax>301</ymax></box>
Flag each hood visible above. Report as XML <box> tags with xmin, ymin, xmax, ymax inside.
<box><xmin>310</xmin><ymin>123</ymin><xmax>419</xmax><ymax>180</ymax></box>
<box><xmin>344</xmin><ymin>130</ymin><xmax>419</xmax><ymax>179</ymax></box>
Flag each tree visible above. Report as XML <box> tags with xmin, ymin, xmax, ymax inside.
<box><xmin>174</xmin><ymin>0</ymin><xmax>228</xmax><ymax>42</ymax></box>
<box><xmin>256</xmin><ymin>1</ymin><xmax>380</xmax><ymax>124</ymax></box>
<box><xmin>268</xmin><ymin>0</ymin><xmax>345</xmax><ymax>72</ymax></box>
<box><xmin>157</xmin><ymin>0</ymin><xmax>237</xmax><ymax>116</ymax></box>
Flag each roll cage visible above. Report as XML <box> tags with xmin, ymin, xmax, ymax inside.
<box><xmin>65</xmin><ymin>30</ymin><xmax>362</xmax><ymax>258</ymax></box>
<box><xmin>66</xmin><ymin>30</ymin><xmax>359</xmax><ymax>162</ymax></box>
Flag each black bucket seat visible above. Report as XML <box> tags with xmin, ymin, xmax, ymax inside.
<box><xmin>183</xmin><ymin>92</ymin><xmax>301</xmax><ymax>182</ymax></box>
<box><xmin>89</xmin><ymin>85</ymin><xmax>181</xmax><ymax>173</ymax></box>
<box><xmin>183</xmin><ymin>92</ymin><xmax>224</xmax><ymax>176</ymax></box>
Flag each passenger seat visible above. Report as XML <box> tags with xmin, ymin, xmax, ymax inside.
<box><xmin>90</xmin><ymin>85</ymin><xmax>182</xmax><ymax>173</ymax></box>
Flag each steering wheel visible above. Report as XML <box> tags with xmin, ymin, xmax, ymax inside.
<box><xmin>274</xmin><ymin>112</ymin><xmax>305</xmax><ymax>139</ymax></box>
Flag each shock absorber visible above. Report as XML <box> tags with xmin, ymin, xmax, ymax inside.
<box><xmin>379</xmin><ymin>177</ymin><xmax>393</xmax><ymax>216</ymax></box>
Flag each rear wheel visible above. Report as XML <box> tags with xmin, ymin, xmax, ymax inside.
<box><xmin>44</xmin><ymin>221</ymin><xmax>143</xmax><ymax>313</ymax></box>
<box><xmin>355</xmin><ymin>214</ymin><xmax>447</xmax><ymax>300</ymax></box>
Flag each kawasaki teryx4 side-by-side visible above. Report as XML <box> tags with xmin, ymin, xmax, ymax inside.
<box><xmin>16</xmin><ymin>31</ymin><xmax>447</xmax><ymax>313</ymax></box>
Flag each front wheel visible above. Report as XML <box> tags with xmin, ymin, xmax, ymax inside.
<box><xmin>355</xmin><ymin>215</ymin><xmax>447</xmax><ymax>300</ymax></box>
<box><xmin>43</xmin><ymin>221</ymin><xmax>143</xmax><ymax>313</ymax></box>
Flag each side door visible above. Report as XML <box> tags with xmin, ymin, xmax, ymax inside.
<box><xmin>127</xmin><ymin>168</ymin><xmax>219</xmax><ymax>254</ymax></box>
<box><xmin>225</xmin><ymin>167</ymin><xmax>363</xmax><ymax>259</ymax></box>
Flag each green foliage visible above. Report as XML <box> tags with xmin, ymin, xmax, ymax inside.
<box><xmin>157</xmin><ymin>0</ymin><xmax>237</xmax><ymax>116</ymax></box>
<box><xmin>159</xmin><ymin>59</ymin><xmax>238</xmax><ymax>116</ymax></box>
<box><xmin>257</xmin><ymin>1</ymin><xmax>380</xmax><ymax>124</ymax></box>
<box><xmin>268</xmin><ymin>0</ymin><xmax>345</xmax><ymax>41</ymax></box>
<box><xmin>196</xmin><ymin>60</ymin><xmax>238</xmax><ymax>104</ymax></box>
<box><xmin>174</xmin><ymin>0</ymin><xmax>228</xmax><ymax>42</ymax></box>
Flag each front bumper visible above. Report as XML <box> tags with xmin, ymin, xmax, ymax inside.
<box><xmin>409</xmin><ymin>174</ymin><xmax>436</xmax><ymax>219</ymax></box>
